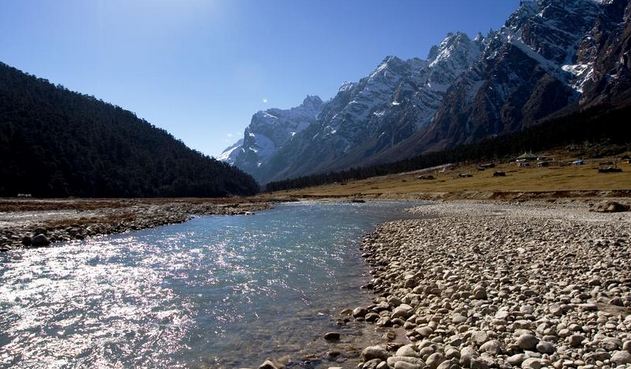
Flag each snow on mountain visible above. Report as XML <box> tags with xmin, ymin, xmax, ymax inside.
<box><xmin>220</xmin><ymin>95</ymin><xmax>323</xmax><ymax>179</ymax></box>
<box><xmin>245</xmin><ymin>32</ymin><xmax>484</xmax><ymax>183</ymax></box>
<box><xmin>372</xmin><ymin>0</ymin><xmax>630</xmax><ymax>161</ymax></box>
<box><xmin>221</xmin><ymin>0</ymin><xmax>631</xmax><ymax>184</ymax></box>
<box><xmin>217</xmin><ymin>138</ymin><xmax>243</xmax><ymax>162</ymax></box>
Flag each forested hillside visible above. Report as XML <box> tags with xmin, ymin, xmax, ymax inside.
<box><xmin>0</xmin><ymin>62</ymin><xmax>259</xmax><ymax>197</ymax></box>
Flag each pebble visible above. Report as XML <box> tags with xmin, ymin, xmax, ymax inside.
<box><xmin>611</xmin><ymin>350</ymin><xmax>631</xmax><ymax>365</ymax></box>
<box><xmin>349</xmin><ymin>202</ymin><xmax>631</xmax><ymax>369</ymax></box>
<box><xmin>517</xmin><ymin>334</ymin><xmax>539</xmax><ymax>351</ymax></box>
<box><xmin>362</xmin><ymin>346</ymin><xmax>389</xmax><ymax>361</ymax></box>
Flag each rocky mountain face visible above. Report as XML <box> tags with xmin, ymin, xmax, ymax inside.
<box><xmin>225</xmin><ymin>33</ymin><xmax>483</xmax><ymax>183</ymax></box>
<box><xmin>222</xmin><ymin>0</ymin><xmax>631</xmax><ymax>184</ymax></box>
<box><xmin>219</xmin><ymin>95</ymin><xmax>323</xmax><ymax>178</ymax></box>
<box><xmin>377</xmin><ymin>0</ymin><xmax>631</xmax><ymax>160</ymax></box>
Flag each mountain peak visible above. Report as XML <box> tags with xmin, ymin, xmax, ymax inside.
<box><xmin>301</xmin><ymin>95</ymin><xmax>323</xmax><ymax>109</ymax></box>
<box><xmin>428</xmin><ymin>32</ymin><xmax>474</xmax><ymax>64</ymax></box>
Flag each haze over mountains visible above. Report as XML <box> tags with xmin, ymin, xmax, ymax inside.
<box><xmin>222</xmin><ymin>0</ymin><xmax>631</xmax><ymax>185</ymax></box>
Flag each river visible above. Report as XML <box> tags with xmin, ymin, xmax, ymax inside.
<box><xmin>0</xmin><ymin>201</ymin><xmax>417</xmax><ymax>369</ymax></box>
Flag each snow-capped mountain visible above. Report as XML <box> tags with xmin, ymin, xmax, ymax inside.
<box><xmin>222</xmin><ymin>95</ymin><xmax>323</xmax><ymax>178</ymax></box>
<box><xmin>374</xmin><ymin>0</ymin><xmax>631</xmax><ymax>160</ymax></box>
<box><xmin>224</xmin><ymin>32</ymin><xmax>483</xmax><ymax>183</ymax></box>
<box><xmin>222</xmin><ymin>0</ymin><xmax>631</xmax><ymax>184</ymax></box>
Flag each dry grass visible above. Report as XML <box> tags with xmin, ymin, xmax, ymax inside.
<box><xmin>272</xmin><ymin>152</ymin><xmax>631</xmax><ymax>199</ymax></box>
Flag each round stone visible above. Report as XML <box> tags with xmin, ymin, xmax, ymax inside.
<box><xmin>516</xmin><ymin>334</ymin><xmax>539</xmax><ymax>351</ymax></box>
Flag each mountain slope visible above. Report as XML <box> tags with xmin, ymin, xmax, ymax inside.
<box><xmin>222</xmin><ymin>95</ymin><xmax>323</xmax><ymax>180</ymax></box>
<box><xmin>0</xmin><ymin>62</ymin><xmax>259</xmax><ymax>197</ymax></box>
<box><xmin>224</xmin><ymin>0</ymin><xmax>631</xmax><ymax>184</ymax></box>
<box><xmin>226</xmin><ymin>33</ymin><xmax>483</xmax><ymax>184</ymax></box>
<box><xmin>370</xmin><ymin>0</ymin><xmax>631</xmax><ymax>162</ymax></box>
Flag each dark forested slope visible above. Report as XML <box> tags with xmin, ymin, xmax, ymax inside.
<box><xmin>0</xmin><ymin>62</ymin><xmax>259</xmax><ymax>197</ymax></box>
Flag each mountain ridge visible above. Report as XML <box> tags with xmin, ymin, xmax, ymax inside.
<box><xmin>223</xmin><ymin>0</ymin><xmax>631</xmax><ymax>184</ymax></box>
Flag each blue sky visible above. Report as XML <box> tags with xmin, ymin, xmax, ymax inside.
<box><xmin>0</xmin><ymin>0</ymin><xmax>519</xmax><ymax>157</ymax></box>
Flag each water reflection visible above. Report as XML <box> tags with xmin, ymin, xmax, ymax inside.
<box><xmin>0</xmin><ymin>201</ymin><xmax>416</xmax><ymax>368</ymax></box>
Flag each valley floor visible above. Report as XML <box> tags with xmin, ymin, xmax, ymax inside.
<box><xmin>0</xmin><ymin>197</ymin><xmax>271</xmax><ymax>250</ymax></box>
<box><xmin>334</xmin><ymin>200</ymin><xmax>631</xmax><ymax>369</ymax></box>
<box><xmin>270</xmin><ymin>151</ymin><xmax>631</xmax><ymax>202</ymax></box>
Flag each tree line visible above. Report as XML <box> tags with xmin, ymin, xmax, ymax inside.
<box><xmin>0</xmin><ymin>62</ymin><xmax>259</xmax><ymax>197</ymax></box>
<box><xmin>266</xmin><ymin>103</ymin><xmax>631</xmax><ymax>192</ymax></box>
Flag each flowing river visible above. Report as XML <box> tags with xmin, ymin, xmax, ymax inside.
<box><xmin>0</xmin><ymin>201</ymin><xmax>417</xmax><ymax>369</ymax></box>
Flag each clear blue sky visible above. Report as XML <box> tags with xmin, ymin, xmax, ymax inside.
<box><xmin>0</xmin><ymin>0</ymin><xmax>519</xmax><ymax>157</ymax></box>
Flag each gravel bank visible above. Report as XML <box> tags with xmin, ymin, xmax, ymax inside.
<box><xmin>345</xmin><ymin>201</ymin><xmax>631</xmax><ymax>369</ymax></box>
<box><xmin>0</xmin><ymin>199</ymin><xmax>272</xmax><ymax>250</ymax></box>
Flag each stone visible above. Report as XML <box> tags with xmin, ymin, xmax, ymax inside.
<box><xmin>396</xmin><ymin>344</ymin><xmax>419</xmax><ymax>358</ymax></box>
<box><xmin>611</xmin><ymin>351</ymin><xmax>631</xmax><ymax>365</ymax></box>
<box><xmin>473</xmin><ymin>287</ymin><xmax>487</xmax><ymax>300</ymax></box>
<box><xmin>426</xmin><ymin>353</ymin><xmax>445</xmax><ymax>369</ymax></box>
<box><xmin>623</xmin><ymin>340</ymin><xmax>631</xmax><ymax>352</ymax></box>
<box><xmin>31</xmin><ymin>234</ymin><xmax>50</xmax><ymax>247</ymax></box>
<box><xmin>495</xmin><ymin>310</ymin><xmax>510</xmax><ymax>320</ymax></box>
<box><xmin>416</xmin><ymin>326</ymin><xmax>434</xmax><ymax>338</ymax></box>
<box><xmin>567</xmin><ymin>334</ymin><xmax>585</xmax><ymax>348</ymax></box>
<box><xmin>459</xmin><ymin>347</ymin><xmax>478</xmax><ymax>367</ymax></box>
<box><xmin>471</xmin><ymin>331</ymin><xmax>488</xmax><ymax>345</ymax></box>
<box><xmin>469</xmin><ymin>358</ymin><xmax>488</xmax><ymax>369</ymax></box>
<box><xmin>392</xmin><ymin>304</ymin><xmax>415</xmax><ymax>319</ymax></box>
<box><xmin>593</xmin><ymin>201</ymin><xmax>630</xmax><ymax>213</ymax></box>
<box><xmin>387</xmin><ymin>356</ymin><xmax>426</xmax><ymax>369</ymax></box>
<box><xmin>258</xmin><ymin>360</ymin><xmax>279</xmax><ymax>369</ymax></box>
<box><xmin>479</xmin><ymin>340</ymin><xmax>501</xmax><ymax>355</ymax></box>
<box><xmin>601</xmin><ymin>337</ymin><xmax>622</xmax><ymax>351</ymax></box>
<box><xmin>521</xmin><ymin>358</ymin><xmax>542</xmax><ymax>369</ymax></box>
<box><xmin>516</xmin><ymin>334</ymin><xmax>539</xmax><ymax>351</ymax></box>
<box><xmin>444</xmin><ymin>348</ymin><xmax>460</xmax><ymax>360</ymax></box>
<box><xmin>363</xmin><ymin>359</ymin><xmax>382</xmax><ymax>369</ymax></box>
<box><xmin>362</xmin><ymin>346</ymin><xmax>389</xmax><ymax>361</ymax></box>
<box><xmin>353</xmin><ymin>307</ymin><xmax>368</xmax><ymax>318</ymax></box>
<box><xmin>324</xmin><ymin>332</ymin><xmax>340</xmax><ymax>341</ymax></box>
<box><xmin>536</xmin><ymin>341</ymin><xmax>555</xmax><ymax>354</ymax></box>
<box><xmin>436</xmin><ymin>359</ymin><xmax>457</xmax><ymax>369</ymax></box>
<box><xmin>507</xmin><ymin>354</ymin><xmax>526</xmax><ymax>366</ymax></box>
<box><xmin>452</xmin><ymin>313</ymin><xmax>467</xmax><ymax>324</ymax></box>
<box><xmin>394</xmin><ymin>361</ymin><xmax>423</xmax><ymax>369</ymax></box>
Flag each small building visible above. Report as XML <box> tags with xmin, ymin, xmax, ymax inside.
<box><xmin>515</xmin><ymin>152</ymin><xmax>538</xmax><ymax>162</ymax></box>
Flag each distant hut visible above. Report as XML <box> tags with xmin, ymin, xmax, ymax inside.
<box><xmin>515</xmin><ymin>152</ymin><xmax>537</xmax><ymax>167</ymax></box>
<box><xmin>516</xmin><ymin>152</ymin><xmax>538</xmax><ymax>161</ymax></box>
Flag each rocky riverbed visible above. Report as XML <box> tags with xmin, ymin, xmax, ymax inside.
<box><xmin>0</xmin><ymin>198</ymin><xmax>272</xmax><ymax>250</ymax></box>
<box><xmin>329</xmin><ymin>201</ymin><xmax>631</xmax><ymax>369</ymax></box>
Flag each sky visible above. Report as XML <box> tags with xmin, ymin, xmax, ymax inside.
<box><xmin>0</xmin><ymin>0</ymin><xmax>520</xmax><ymax>157</ymax></box>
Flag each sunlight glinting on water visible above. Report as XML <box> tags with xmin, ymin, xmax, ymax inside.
<box><xmin>0</xmin><ymin>202</ymin><xmax>416</xmax><ymax>368</ymax></box>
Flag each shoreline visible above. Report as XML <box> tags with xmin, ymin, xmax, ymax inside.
<box><xmin>3</xmin><ymin>197</ymin><xmax>631</xmax><ymax>368</ymax></box>
<box><xmin>0</xmin><ymin>198</ymin><xmax>274</xmax><ymax>251</ymax></box>
<box><xmin>335</xmin><ymin>200</ymin><xmax>631</xmax><ymax>369</ymax></box>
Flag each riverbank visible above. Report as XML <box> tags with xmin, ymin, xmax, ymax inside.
<box><xmin>0</xmin><ymin>198</ymin><xmax>272</xmax><ymax>251</ymax></box>
<box><xmin>331</xmin><ymin>200</ymin><xmax>631</xmax><ymax>369</ymax></box>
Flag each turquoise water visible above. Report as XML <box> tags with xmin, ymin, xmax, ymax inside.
<box><xmin>0</xmin><ymin>201</ymin><xmax>416</xmax><ymax>369</ymax></box>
